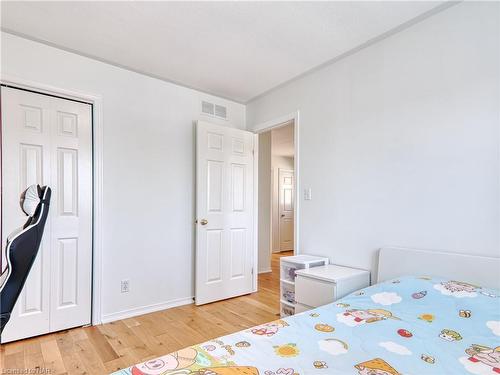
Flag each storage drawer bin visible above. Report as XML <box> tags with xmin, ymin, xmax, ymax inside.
<box><xmin>296</xmin><ymin>274</ymin><xmax>336</xmax><ymax>307</ymax></box>
<box><xmin>281</xmin><ymin>303</ymin><xmax>295</xmax><ymax>317</ymax></box>
<box><xmin>295</xmin><ymin>303</ymin><xmax>313</xmax><ymax>314</ymax></box>
<box><xmin>280</xmin><ymin>263</ymin><xmax>298</xmax><ymax>282</ymax></box>
<box><xmin>281</xmin><ymin>282</ymin><xmax>295</xmax><ymax>304</ymax></box>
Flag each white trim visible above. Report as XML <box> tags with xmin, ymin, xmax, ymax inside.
<box><xmin>92</xmin><ymin>97</ymin><xmax>104</xmax><ymax>325</ymax></box>
<box><xmin>0</xmin><ymin>74</ymin><xmax>105</xmax><ymax>325</ymax></box>
<box><xmin>252</xmin><ymin>111</ymin><xmax>300</xmax><ymax>272</ymax></box>
<box><xmin>252</xmin><ymin>112</ymin><xmax>297</xmax><ymax>133</ymax></box>
<box><xmin>101</xmin><ymin>297</ymin><xmax>194</xmax><ymax>324</ymax></box>
<box><xmin>252</xmin><ymin>134</ymin><xmax>259</xmax><ymax>292</ymax></box>
<box><xmin>258</xmin><ymin>268</ymin><xmax>272</xmax><ymax>274</ymax></box>
<box><xmin>269</xmin><ymin>166</ymin><xmax>275</xmax><ymax>254</ymax></box>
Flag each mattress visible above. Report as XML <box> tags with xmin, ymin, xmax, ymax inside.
<box><xmin>113</xmin><ymin>276</ymin><xmax>500</xmax><ymax>374</ymax></box>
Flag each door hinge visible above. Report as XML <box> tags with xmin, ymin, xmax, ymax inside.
<box><xmin>251</xmin><ymin>267</ymin><xmax>254</xmax><ymax>275</ymax></box>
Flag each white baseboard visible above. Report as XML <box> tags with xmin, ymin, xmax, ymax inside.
<box><xmin>100</xmin><ymin>296</ymin><xmax>194</xmax><ymax>324</ymax></box>
<box><xmin>258</xmin><ymin>268</ymin><xmax>272</xmax><ymax>274</ymax></box>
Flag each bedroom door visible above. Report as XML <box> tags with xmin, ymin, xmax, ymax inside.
<box><xmin>195</xmin><ymin>121</ymin><xmax>254</xmax><ymax>305</ymax></box>
<box><xmin>278</xmin><ymin>169</ymin><xmax>294</xmax><ymax>251</ymax></box>
<box><xmin>0</xmin><ymin>86</ymin><xmax>92</xmax><ymax>342</ymax></box>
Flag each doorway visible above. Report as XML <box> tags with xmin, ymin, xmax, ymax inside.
<box><xmin>257</xmin><ymin>120</ymin><xmax>296</xmax><ymax>275</ymax></box>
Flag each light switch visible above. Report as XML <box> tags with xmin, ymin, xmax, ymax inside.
<box><xmin>304</xmin><ymin>188</ymin><xmax>312</xmax><ymax>200</ymax></box>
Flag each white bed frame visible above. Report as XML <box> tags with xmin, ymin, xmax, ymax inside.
<box><xmin>377</xmin><ymin>247</ymin><xmax>500</xmax><ymax>289</ymax></box>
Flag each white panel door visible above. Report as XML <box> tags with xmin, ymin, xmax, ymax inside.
<box><xmin>48</xmin><ymin>94</ymin><xmax>92</xmax><ymax>332</ymax></box>
<box><xmin>1</xmin><ymin>87</ymin><xmax>92</xmax><ymax>342</ymax></box>
<box><xmin>278</xmin><ymin>169</ymin><xmax>294</xmax><ymax>251</ymax></box>
<box><xmin>1</xmin><ymin>89</ymin><xmax>52</xmax><ymax>340</ymax></box>
<box><xmin>196</xmin><ymin>121</ymin><xmax>254</xmax><ymax>305</ymax></box>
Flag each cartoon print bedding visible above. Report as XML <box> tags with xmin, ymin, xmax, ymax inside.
<box><xmin>113</xmin><ymin>276</ymin><xmax>500</xmax><ymax>375</ymax></box>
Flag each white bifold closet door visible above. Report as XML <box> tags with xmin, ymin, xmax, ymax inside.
<box><xmin>1</xmin><ymin>87</ymin><xmax>92</xmax><ymax>343</ymax></box>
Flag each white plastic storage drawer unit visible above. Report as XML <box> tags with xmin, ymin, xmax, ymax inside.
<box><xmin>279</xmin><ymin>255</ymin><xmax>329</xmax><ymax>317</ymax></box>
<box><xmin>295</xmin><ymin>265</ymin><xmax>370</xmax><ymax>312</ymax></box>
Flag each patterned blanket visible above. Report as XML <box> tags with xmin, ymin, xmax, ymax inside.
<box><xmin>113</xmin><ymin>276</ymin><xmax>500</xmax><ymax>374</ymax></box>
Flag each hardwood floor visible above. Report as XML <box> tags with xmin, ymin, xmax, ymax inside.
<box><xmin>0</xmin><ymin>251</ymin><xmax>292</xmax><ymax>374</ymax></box>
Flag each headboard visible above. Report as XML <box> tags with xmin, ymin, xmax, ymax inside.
<box><xmin>377</xmin><ymin>247</ymin><xmax>500</xmax><ymax>289</ymax></box>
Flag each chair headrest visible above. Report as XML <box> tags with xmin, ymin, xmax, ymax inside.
<box><xmin>20</xmin><ymin>185</ymin><xmax>42</xmax><ymax>217</ymax></box>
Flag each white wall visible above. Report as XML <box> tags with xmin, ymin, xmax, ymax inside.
<box><xmin>1</xmin><ymin>32</ymin><xmax>246</xmax><ymax>321</ymax></box>
<box><xmin>247</xmin><ymin>2</ymin><xmax>500</xmax><ymax>275</ymax></box>
<box><xmin>272</xmin><ymin>155</ymin><xmax>294</xmax><ymax>253</ymax></box>
<box><xmin>257</xmin><ymin>132</ymin><xmax>272</xmax><ymax>273</ymax></box>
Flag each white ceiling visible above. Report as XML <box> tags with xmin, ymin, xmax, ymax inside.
<box><xmin>1</xmin><ymin>1</ymin><xmax>445</xmax><ymax>103</ymax></box>
<box><xmin>272</xmin><ymin>123</ymin><xmax>294</xmax><ymax>158</ymax></box>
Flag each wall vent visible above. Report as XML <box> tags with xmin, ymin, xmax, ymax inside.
<box><xmin>214</xmin><ymin>105</ymin><xmax>227</xmax><ymax>119</ymax></box>
<box><xmin>201</xmin><ymin>101</ymin><xmax>214</xmax><ymax>116</ymax></box>
<box><xmin>201</xmin><ymin>100</ymin><xmax>227</xmax><ymax>120</ymax></box>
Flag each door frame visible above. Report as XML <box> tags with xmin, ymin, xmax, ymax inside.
<box><xmin>252</xmin><ymin>111</ymin><xmax>300</xmax><ymax>289</ymax></box>
<box><xmin>0</xmin><ymin>74</ymin><xmax>104</xmax><ymax>325</ymax></box>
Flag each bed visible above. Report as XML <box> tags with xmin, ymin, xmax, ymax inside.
<box><xmin>113</xmin><ymin>248</ymin><xmax>500</xmax><ymax>375</ymax></box>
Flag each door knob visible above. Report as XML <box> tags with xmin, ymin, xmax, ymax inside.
<box><xmin>281</xmin><ymin>214</ymin><xmax>285</xmax><ymax>218</ymax></box>
<box><xmin>200</xmin><ymin>219</ymin><xmax>208</xmax><ymax>225</ymax></box>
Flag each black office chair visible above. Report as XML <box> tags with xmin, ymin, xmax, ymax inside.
<box><xmin>0</xmin><ymin>185</ymin><xmax>51</xmax><ymax>335</ymax></box>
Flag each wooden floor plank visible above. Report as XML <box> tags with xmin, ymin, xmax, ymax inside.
<box><xmin>40</xmin><ymin>339</ymin><xmax>67</xmax><ymax>375</ymax></box>
<box><xmin>24</xmin><ymin>339</ymin><xmax>46</xmax><ymax>373</ymax></box>
<box><xmin>56</xmin><ymin>333</ymin><xmax>88</xmax><ymax>375</ymax></box>
<box><xmin>86</xmin><ymin>326</ymin><xmax>120</xmax><ymax>363</ymax></box>
<box><xmin>0</xmin><ymin>251</ymin><xmax>291</xmax><ymax>374</ymax></box>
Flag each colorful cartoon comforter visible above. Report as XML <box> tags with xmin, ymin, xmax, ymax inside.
<box><xmin>113</xmin><ymin>276</ymin><xmax>500</xmax><ymax>375</ymax></box>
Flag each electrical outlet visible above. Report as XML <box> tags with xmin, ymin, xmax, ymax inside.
<box><xmin>121</xmin><ymin>279</ymin><xmax>130</xmax><ymax>293</ymax></box>
<box><xmin>304</xmin><ymin>188</ymin><xmax>312</xmax><ymax>200</ymax></box>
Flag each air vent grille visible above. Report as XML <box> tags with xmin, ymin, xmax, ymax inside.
<box><xmin>214</xmin><ymin>105</ymin><xmax>227</xmax><ymax>119</ymax></box>
<box><xmin>202</xmin><ymin>101</ymin><xmax>214</xmax><ymax>116</ymax></box>
<box><xmin>201</xmin><ymin>100</ymin><xmax>227</xmax><ymax>120</ymax></box>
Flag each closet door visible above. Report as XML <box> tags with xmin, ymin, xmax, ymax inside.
<box><xmin>1</xmin><ymin>87</ymin><xmax>92</xmax><ymax>342</ymax></box>
<box><xmin>48</xmin><ymin>93</ymin><xmax>92</xmax><ymax>332</ymax></box>
<box><xmin>1</xmin><ymin>88</ymin><xmax>52</xmax><ymax>340</ymax></box>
